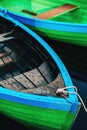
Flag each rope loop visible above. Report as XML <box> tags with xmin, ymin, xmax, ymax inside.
<box><xmin>56</xmin><ymin>86</ymin><xmax>87</xmax><ymax>112</ymax></box>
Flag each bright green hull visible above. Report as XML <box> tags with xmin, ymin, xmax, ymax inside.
<box><xmin>0</xmin><ymin>0</ymin><xmax>87</xmax><ymax>46</ymax></box>
<box><xmin>0</xmin><ymin>0</ymin><xmax>87</xmax><ymax>24</ymax></box>
<box><xmin>0</xmin><ymin>98</ymin><xmax>77</xmax><ymax>130</ymax></box>
<box><xmin>28</xmin><ymin>26</ymin><xmax>87</xmax><ymax>46</ymax></box>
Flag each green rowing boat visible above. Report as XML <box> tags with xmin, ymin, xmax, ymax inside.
<box><xmin>0</xmin><ymin>0</ymin><xmax>87</xmax><ymax>46</ymax></box>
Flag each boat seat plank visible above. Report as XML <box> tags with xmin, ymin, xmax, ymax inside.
<box><xmin>7</xmin><ymin>78</ymin><xmax>26</xmax><ymax>90</ymax></box>
<box><xmin>0</xmin><ymin>56</ymin><xmax>12</xmax><ymax>66</ymax></box>
<box><xmin>0</xmin><ymin>61</ymin><xmax>65</xmax><ymax>96</ymax></box>
<box><xmin>0</xmin><ymin>52</ymin><xmax>9</xmax><ymax>58</ymax></box>
<box><xmin>0</xmin><ymin>62</ymin><xmax>52</xmax><ymax>90</ymax></box>
<box><xmin>21</xmin><ymin>73</ymin><xmax>65</xmax><ymax>96</ymax></box>
<box><xmin>14</xmin><ymin>74</ymin><xmax>35</xmax><ymax>89</ymax></box>
<box><xmin>2</xmin><ymin>56</ymin><xmax>12</xmax><ymax>64</ymax></box>
<box><xmin>0</xmin><ymin>80</ymin><xmax>15</xmax><ymax>89</ymax></box>
<box><xmin>14</xmin><ymin>65</ymin><xmax>48</xmax><ymax>89</ymax></box>
<box><xmin>0</xmin><ymin>78</ymin><xmax>24</xmax><ymax>90</ymax></box>
<box><xmin>0</xmin><ymin>77</ymin><xmax>33</xmax><ymax>90</ymax></box>
<box><xmin>38</xmin><ymin>62</ymin><xmax>55</xmax><ymax>83</ymax></box>
<box><xmin>24</xmin><ymin>68</ymin><xmax>47</xmax><ymax>87</ymax></box>
<box><xmin>34</xmin><ymin>4</ymin><xmax>79</xmax><ymax>19</ymax></box>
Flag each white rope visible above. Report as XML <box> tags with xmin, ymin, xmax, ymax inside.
<box><xmin>56</xmin><ymin>86</ymin><xmax>87</xmax><ymax>112</ymax></box>
<box><xmin>65</xmin><ymin>86</ymin><xmax>78</xmax><ymax>93</ymax></box>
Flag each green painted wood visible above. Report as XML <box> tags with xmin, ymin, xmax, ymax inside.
<box><xmin>0</xmin><ymin>0</ymin><xmax>86</xmax><ymax>23</ymax></box>
<box><xmin>28</xmin><ymin>25</ymin><xmax>87</xmax><ymax>46</ymax></box>
<box><xmin>0</xmin><ymin>0</ymin><xmax>87</xmax><ymax>46</ymax></box>
<box><xmin>0</xmin><ymin>98</ymin><xmax>76</xmax><ymax>130</ymax></box>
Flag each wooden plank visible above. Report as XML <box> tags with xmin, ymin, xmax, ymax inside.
<box><xmin>0</xmin><ymin>52</ymin><xmax>9</xmax><ymax>58</ymax></box>
<box><xmin>38</xmin><ymin>62</ymin><xmax>54</xmax><ymax>83</ymax></box>
<box><xmin>7</xmin><ymin>78</ymin><xmax>25</xmax><ymax>90</ymax></box>
<box><xmin>0</xmin><ymin>78</ymin><xmax>23</xmax><ymax>90</ymax></box>
<box><xmin>0</xmin><ymin>55</ymin><xmax>12</xmax><ymax>67</ymax></box>
<box><xmin>34</xmin><ymin>4</ymin><xmax>79</xmax><ymax>19</ymax></box>
<box><xmin>21</xmin><ymin>74</ymin><xmax>65</xmax><ymax>96</ymax></box>
<box><xmin>24</xmin><ymin>68</ymin><xmax>47</xmax><ymax>87</ymax></box>
<box><xmin>14</xmin><ymin>74</ymin><xmax>35</xmax><ymax>89</ymax></box>
<box><xmin>2</xmin><ymin>56</ymin><xmax>12</xmax><ymax>64</ymax></box>
<box><xmin>0</xmin><ymin>80</ymin><xmax>14</xmax><ymax>89</ymax></box>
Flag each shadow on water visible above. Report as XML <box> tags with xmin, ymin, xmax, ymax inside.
<box><xmin>0</xmin><ymin>113</ymin><xmax>38</xmax><ymax>130</ymax></box>
<box><xmin>71</xmin><ymin>77</ymin><xmax>87</xmax><ymax>130</ymax></box>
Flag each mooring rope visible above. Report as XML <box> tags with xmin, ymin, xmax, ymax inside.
<box><xmin>56</xmin><ymin>86</ymin><xmax>87</xmax><ymax>112</ymax></box>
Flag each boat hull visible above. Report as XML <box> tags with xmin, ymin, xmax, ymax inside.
<box><xmin>0</xmin><ymin>94</ymin><xmax>79</xmax><ymax>130</ymax></box>
<box><xmin>5</xmin><ymin>12</ymin><xmax>87</xmax><ymax>46</ymax></box>
<box><xmin>0</xmin><ymin>10</ymin><xmax>80</xmax><ymax>130</ymax></box>
<box><xmin>0</xmin><ymin>0</ymin><xmax>87</xmax><ymax>46</ymax></box>
<box><xmin>28</xmin><ymin>25</ymin><xmax>87</xmax><ymax>46</ymax></box>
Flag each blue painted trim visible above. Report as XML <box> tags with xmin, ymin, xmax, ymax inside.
<box><xmin>71</xmin><ymin>103</ymin><xmax>80</xmax><ymax>113</ymax></box>
<box><xmin>0</xmin><ymin>87</ymin><xmax>71</xmax><ymax>103</ymax></box>
<box><xmin>1</xmin><ymin>9</ymin><xmax>87</xmax><ymax>33</ymax></box>
<box><xmin>0</xmin><ymin>87</ymin><xmax>79</xmax><ymax>113</ymax></box>
<box><xmin>0</xmin><ymin>10</ymin><xmax>79</xmax><ymax>103</ymax></box>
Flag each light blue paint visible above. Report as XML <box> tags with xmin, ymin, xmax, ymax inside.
<box><xmin>0</xmin><ymin>87</ymin><xmax>79</xmax><ymax>113</ymax></box>
<box><xmin>2</xmin><ymin>8</ymin><xmax>87</xmax><ymax>33</ymax></box>
<box><xmin>0</xmin><ymin>10</ymin><xmax>80</xmax><ymax>111</ymax></box>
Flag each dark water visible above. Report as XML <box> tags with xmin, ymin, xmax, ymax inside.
<box><xmin>0</xmin><ymin>113</ymin><xmax>37</xmax><ymax>130</ymax></box>
<box><xmin>71</xmin><ymin>77</ymin><xmax>87</xmax><ymax>130</ymax></box>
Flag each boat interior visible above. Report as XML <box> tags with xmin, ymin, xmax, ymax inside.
<box><xmin>0</xmin><ymin>16</ymin><xmax>65</xmax><ymax>97</ymax></box>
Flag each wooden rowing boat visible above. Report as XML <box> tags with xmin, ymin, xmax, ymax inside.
<box><xmin>0</xmin><ymin>0</ymin><xmax>87</xmax><ymax>46</ymax></box>
<box><xmin>0</xmin><ymin>11</ymin><xmax>81</xmax><ymax>130</ymax></box>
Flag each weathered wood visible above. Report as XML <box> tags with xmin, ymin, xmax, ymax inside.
<box><xmin>0</xmin><ymin>77</ymin><xmax>31</xmax><ymax>90</ymax></box>
<box><xmin>2</xmin><ymin>56</ymin><xmax>12</xmax><ymax>64</ymax></box>
<box><xmin>38</xmin><ymin>62</ymin><xmax>55</xmax><ymax>83</ymax></box>
<box><xmin>14</xmin><ymin>74</ymin><xmax>35</xmax><ymax>89</ymax></box>
<box><xmin>34</xmin><ymin>4</ymin><xmax>79</xmax><ymax>19</ymax></box>
<box><xmin>24</xmin><ymin>68</ymin><xmax>47</xmax><ymax>87</ymax></box>
<box><xmin>7</xmin><ymin>78</ymin><xmax>25</xmax><ymax>90</ymax></box>
<box><xmin>0</xmin><ymin>80</ymin><xmax>15</xmax><ymax>89</ymax></box>
<box><xmin>0</xmin><ymin>56</ymin><xmax>12</xmax><ymax>69</ymax></box>
<box><xmin>21</xmin><ymin>73</ymin><xmax>65</xmax><ymax>96</ymax></box>
<box><xmin>0</xmin><ymin>57</ymin><xmax>65</xmax><ymax>96</ymax></box>
<box><xmin>0</xmin><ymin>67</ymin><xmax>65</xmax><ymax>97</ymax></box>
<box><xmin>47</xmin><ymin>73</ymin><xmax>65</xmax><ymax>90</ymax></box>
<box><xmin>0</xmin><ymin>52</ymin><xmax>9</xmax><ymax>58</ymax></box>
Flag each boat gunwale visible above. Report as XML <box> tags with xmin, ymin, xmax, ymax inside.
<box><xmin>0</xmin><ymin>87</ymin><xmax>80</xmax><ymax>114</ymax></box>
<box><xmin>0</xmin><ymin>11</ymin><xmax>80</xmax><ymax>108</ymax></box>
<box><xmin>2</xmin><ymin>8</ymin><xmax>87</xmax><ymax>33</ymax></box>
